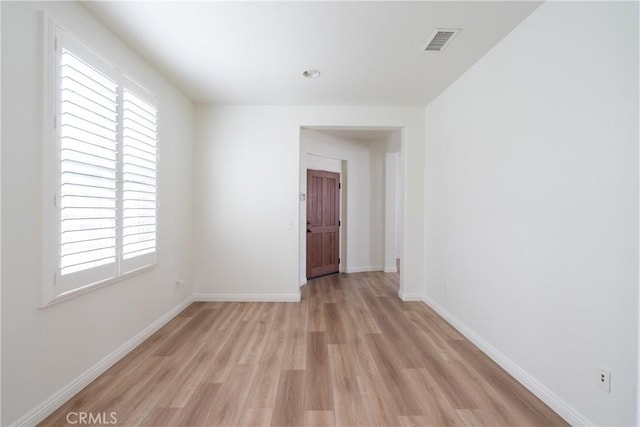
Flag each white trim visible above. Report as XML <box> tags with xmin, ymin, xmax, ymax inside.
<box><xmin>398</xmin><ymin>292</ymin><xmax>424</xmax><ymax>302</ymax></box>
<box><xmin>383</xmin><ymin>267</ymin><xmax>398</xmax><ymax>273</ymax></box>
<box><xmin>41</xmin><ymin>13</ymin><xmax>58</xmax><ymax>307</ymax></box>
<box><xmin>344</xmin><ymin>266</ymin><xmax>383</xmax><ymax>273</ymax></box>
<box><xmin>11</xmin><ymin>295</ymin><xmax>194</xmax><ymax>427</ymax></box>
<box><xmin>41</xmin><ymin>264</ymin><xmax>155</xmax><ymax>308</ymax></box>
<box><xmin>194</xmin><ymin>293</ymin><xmax>301</xmax><ymax>302</ymax></box>
<box><xmin>422</xmin><ymin>294</ymin><xmax>594</xmax><ymax>427</ymax></box>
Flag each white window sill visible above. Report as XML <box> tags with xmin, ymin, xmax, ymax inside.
<box><xmin>40</xmin><ymin>263</ymin><xmax>157</xmax><ymax>309</ymax></box>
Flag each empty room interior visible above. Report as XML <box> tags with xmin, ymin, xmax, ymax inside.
<box><xmin>1</xmin><ymin>0</ymin><xmax>638</xmax><ymax>426</ymax></box>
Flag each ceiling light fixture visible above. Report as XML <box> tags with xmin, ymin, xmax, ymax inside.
<box><xmin>303</xmin><ymin>69</ymin><xmax>321</xmax><ymax>79</ymax></box>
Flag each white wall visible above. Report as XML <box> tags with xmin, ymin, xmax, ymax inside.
<box><xmin>306</xmin><ymin>153</ymin><xmax>342</xmax><ymax>174</ymax></box>
<box><xmin>300</xmin><ymin>129</ymin><xmax>388</xmax><ymax>282</ymax></box>
<box><xmin>0</xmin><ymin>2</ymin><xmax>3</xmax><ymax>424</ymax></box>
<box><xmin>1</xmin><ymin>2</ymin><xmax>195</xmax><ymax>424</ymax></box>
<box><xmin>193</xmin><ymin>106</ymin><xmax>425</xmax><ymax>300</ymax></box>
<box><xmin>424</xmin><ymin>2</ymin><xmax>638</xmax><ymax>425</ymax></box>
<box><xmin>384</xmin><ymin>152</ymin><xmax>398</xmax><ymax>272</ymax></box>
<box><xmin>390</xmin><ymin>131</ymin><xmax>405</xmax><ymax>260</ymax></box>
<box><xmin>396</xmin><ymin>157</ymin><xmax>404</xmax><ymax>260</ymax></box>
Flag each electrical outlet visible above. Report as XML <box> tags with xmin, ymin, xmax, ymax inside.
<box><xmin>597</xmin><ymin>368</ymin><xmax>611</xmax><ymax>393</ymax></box>
<box><xmin>175</xmin><ymin>279</ymin><xmax>184</xmax><ymax>288</ymax></box>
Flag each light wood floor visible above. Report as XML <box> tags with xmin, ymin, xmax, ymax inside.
<box><xmin>41</xmin><ymin>271</ymin><xmax>567</xmax><ymax>426</ymax></box>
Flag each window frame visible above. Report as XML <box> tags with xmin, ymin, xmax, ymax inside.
<box><xmin>42</xmin><ymin>16</ymin><xmax>159</xmax><ymax>307</ymax></box>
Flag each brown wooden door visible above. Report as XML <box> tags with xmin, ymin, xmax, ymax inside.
<box><xmin>306</xmin><ymin>169</ymin><xmax>340</xmax><ymax>279</ymax></box>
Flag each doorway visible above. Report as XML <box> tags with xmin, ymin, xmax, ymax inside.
<box><xmin>299</xmin><ymin>127</ymin><xmax>405</xmax><ymax>289</ymax></box>
<box><xmin>306</xmin><ymin>169</ymin><xmax>341</xmax><ymax>279</ymax></box>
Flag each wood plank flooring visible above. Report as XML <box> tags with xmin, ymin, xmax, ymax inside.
<box><xmin>40</xmin><ymin>271</ymin><xmax>567</xmax><ymax>426</ymax></box>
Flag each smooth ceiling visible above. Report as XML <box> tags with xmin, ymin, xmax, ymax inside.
<box><xmin>83</xmin><ymin>1</ymin><xmax>542</xmax><ymax>106</ymax></box>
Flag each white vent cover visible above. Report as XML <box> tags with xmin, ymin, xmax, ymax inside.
<box><xmin>423</xmin><ymin>28</ymin><xmax>461</xmax><ymax>52</ymax></box>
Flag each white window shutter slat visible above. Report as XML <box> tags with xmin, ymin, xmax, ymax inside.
<box><xmin>122</xmin><ymin>89</ymin><xmax>157</xmax><ymax>267</ymax></box>
<box><xmin>58</xmin><ymin>47</ymin><xmax>118</xmax><ymax>286</ymax></box>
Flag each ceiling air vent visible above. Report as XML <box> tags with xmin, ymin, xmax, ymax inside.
<box><xmin>423</xmin><ymin>28</ymin><xmax>461</xmax><ymax>52</ymax></box>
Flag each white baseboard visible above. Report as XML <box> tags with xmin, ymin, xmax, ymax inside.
<box><xmin>11</xmin><ymin>295</ymin><xmax>194</xmax><ymax>427</ymax></box>
<box><xmin>421</xmin><ymin>294</ymin><xmax>593</xmax><ymax>427</ymax></box>
<box><xmin>344</xmin><ymin>266</ymin><xmax>383</xmax><ymax>273</ymax></box>
<box><xmin>193</xmin><ymin>292</ymin><xmax>301</xmax><ymax>302</ymax></box>
<box><xmin>384</xmin><ymin>267</ymin><xmax>398</xmax><ymax>273</ymax></box>
<box><xmin>398</xmin><ymin>292</ymin><xmax>424</xmax><ymax>301</ymax></box>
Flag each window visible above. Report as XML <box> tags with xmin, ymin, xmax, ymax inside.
<box><xmin>43</xmin><ymin>21</ymin><xmax>158</xmax><ymax>305</ymax></box>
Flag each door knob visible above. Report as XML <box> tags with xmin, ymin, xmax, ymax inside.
<box><xmin>306</xmin><ymin>222</ymin><xmax>312</xmax><ymax>233</ymax></box>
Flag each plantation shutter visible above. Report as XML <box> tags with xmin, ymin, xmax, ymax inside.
<box><xmin>48</xmin><ymin>27</ymin><xmax>159</xmax><ymax>301</ymax></box>
<box><xmin>57</xmin><ymin>35</ymin><xmax>119</xmax><ymax>293</ymax></box>
<box><xmin>121</xmin><ymin>85</ymin><xmax>158</xmax><ymax>272</ymax></box>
